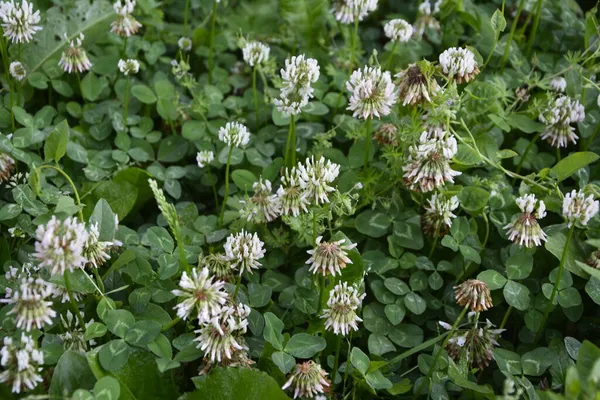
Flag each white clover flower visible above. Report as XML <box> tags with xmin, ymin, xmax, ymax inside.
<box><xmin>1</xmin><ymin>277</ymin><xmax>56</xmax><ymax>332</ymax></box>
<box><xmin>395</xmin><ymin>63</ymin><xmax>439</xmax><ymax>106</ymax></box>
<box><xmin>415</xmin><ymin>0</ymin><xmax>442</xmax><ymax>37</ymax></box>
<box><xmin>111</xmin><ymin>0</ymin><xmax>142</xmax><ymax>37</ymax></box>
<box><xmin>562</xmin><ymin>190</ymin><xmax>599</xmax><ymax>227</ymax></box>
<box><xmin>282</xmin><ymin>361</ymin><xmax>330</xmax><ymax>399</ymax></box>
<box><xmin>384</xmin><ymin>18</ymin><xmax>414</xmax><ymax>42</ymax></box>
<box><xmin>33</xmin><ymin>216</ymin><xmax>89</xmax><ymax>275</ymax></box>
<box><xmin>296</xmin><ymin>156</ymin><xmax>340</xmax><ymax>205</ymax></box>
<box><xmin>306</xmin><ymin>236</ymin><xmax>357</xmax><ymax>276</ymax></box>
<box><xmin>504</xmin><ymin>194</ymin><xmax>547</xmax><ymax>248</ymax></box>
<box><xmin>224</xmin><ymin>230</ymin><xmax>266</xmax><ymax>275</ymax></box>
<box><xmin>550</xmin><ymin>77</ymin><xmax>566</xmax><ymax>93</ymax></box>
<box><xmin>422</xmin><ymin>193</ymin><xmax>459</xmax><ymax>236</ymax></box>
<box><xmin>403</xmin><ymin>129</ymin><xmax>461</xmax><ymax>192</ymax></box>
<box><xmin>9</xmin><ymin>61</ymin><xmax>26</xmax><ymax>81</ymax></box>
<box><xmin>277</xmin><ymin>167</ymin><xmax>310</xmax><ymax>217</ymax></box>
<box><xmin>539</xmin><ymin>95</ymin><xmax>585</xmax><ymax>148</ymax></box>
<box><xmin>322</xmin><ymin>281</ymin><xmax>365</xmax><ymax>336</ymax></box>
<box><xmin>0</xmin><ymin>334</ymin><xmax>44</xmax><ymax>393</ymax></box>
<box><xmin>118</xmin><ymin>58</ymin><xmax>140</xmax><ymax>75</ymax></box>
<box><xmin>445</xmin><ymin>318</ymin><xmax>503</xmax><ymax>369</ymax></box>
<box><xmin>0</xmin><ymin>153</ymin><xmax>15</xmax><ymax>182</ymax></box>
<box><xmin>59</xmin><ymin>311</ymin><xmax>95</xmax><ymax>353</ymax></box>
<box><xmin>194</xmin><ymin>303</ymin><xmax>250</xmax><ymax>362</ymax></box>
<box><xmin>242</xmin><ymin>41</ymin><xmax>270</xmax><ymax>67</ymax></box>
<box><xmin>331</xmin><ymin>0</ymin><xmax>378</xmax><ymax>25</ymax></box>
<box><xmin>0</xmin><ymin>0</ymin><xmax>42</xmax><ymax>43</ymax></box>
<box><xmin>240</xmin><ymin>178</ymin><xmax>281</xmax><ymax>223</ymax></box>
<box><xmin>172</xmin><ymin>267</ymin><xmax>228</xmax><ymax>323</ymax></box>
<box><xmin>58</xmin><ymin>33</ymin><xmax>93</xmax><ymax>74</ymax></box>
<box><xmin>274</xmin><ymin>55</ymin><xmax>320</xmax><ymax>115</ymax></box>
<box><xmin>597</xmin><ymin>93</ymin><xmax>600</xmax><ymax>109</ymax></box>
<box><xmin>196</xmin><ymin>150</ymin><xmax>214</xmax><ymax>168</ymax></box>
<box><xmin>346</xmin><ymin>66</ymin><xmax>397</xmax><ymax>119</ymax></box>
<box><xmin>83</xmin><ymin>223</ymin><xmax>120</xmax><ymax>269</ymax></box>
<box><xmin>218</xmin><ymin>122</ymin><xmax>251</xmax><ymax>148</ymax></box>
<box><xmin>200</xmin><ymin>253</ymin><xmax>232</xmax><ymax>280</ymax></box>
<box><xmin>439</xmin><ymin>47</ymin><xmax>480</xmax><ymax>83</ymax></box>
<box><xmin>178</xmin><ymin>36</ymin><xmax>192</xmax><ymax>52</ymax></box>
<box><xmin>419</xmin><ymin>0</ymin><xmax>442</xmax><ymax>15</ymax></box>
<box><xmin>51</xmin><ymin>284</ymin><xmax>83</xmax><ymax>304</ymax></box>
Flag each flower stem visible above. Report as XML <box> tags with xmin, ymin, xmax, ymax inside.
<box><xmin>37</xmin><ymin>165</ymin><xmax>84</xmax><ymax>221</ymax></box>
<box><xmin>183</xmin><ymin>0</ymin><xmax>191</xmax><ymax>34</ymax></box>
<box><xmin>413</xmin><ymin>306</ymin><xmax>469</xmax><ymax>399</ymax></box>
<box><xmin>525</xmin><ymin>0</ymin><xmax>544</xmax><ymax>57</ymax></box>
<box><xmin>64</xmin><ymin>271</ymin><xmax>85</xmax><ymax>328</ymax></box>
<box><xmin>285</xmin><ymin>115</ymin><xmax>296</xmax><ymax>169</ymax></box>
<box><xmin>500</xmin><ymin>0</ymin><xmax>525</xmax><ymax>72</ymax></box>
<box><xmin>499</xmin><ymin>305</ymin><xmax>512</xmax><ymax>330</ymax></box>
<box><xmin>208</xmin><ymin>0</ymin><xmax>218</xmax><ymax>84</ymax></box>
<box><xmin>342</xmin><ymin>331</ymin><xmax>353</xmax><ymax>396</ymax></box>
<box><xmin>123</xmin><ymin>76</ymin><xmax>130</xmax><ymax>134</ymax></box>
<box><xmin>219</xmin><ymin>146</ymin><xmax>234</xmax><ymax>227</ymax></box>
<box><xmin>233</xmin><ymin>274</ymin><xmax>242</xmax><ymax>300</ymax></box>
<box><xmin>364</xmin><ymin>117</ymin><xmax>372</xmax><ymax>168</ymax></box>
<box><xmin>514</xmin><ymin>131</ymin><xmax>541</xmax><ymax>177</ymax></box>
<box><xmin>384</xmin><ymin>41</ymin><xmax>398</xmax><ymax>71</ymax></box>
<box><xmin>332</xmin><ymin>335</ymin><xmax>342</xmax><ymax>390</ymax></box>
<box><xmin>534</xmin><ymin>225</ymin><xmax>575</xmax><ymax>343</ymax></box>
<box><xmin>161</xmin><ymin>316</ymin><xmax>182</xmax><ymax>332</ymax></box>
<box><xmin>207</xmin><ymin>167</ymin><xmax>219</xmax><ymax>210</ymax></box>
<box><xmin>252</xmin><ymin>65</ymin><xmax>259</xmax><ymax>128</ymax></box>
<box><xmin>349</xmin><ymin>18</ymin><xmax>360</xmax><ymax>71</ymax></box>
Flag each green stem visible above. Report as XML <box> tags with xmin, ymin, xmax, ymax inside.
<box><xmin>183</xmin><ymin>0</ymin><xmax>190</xmax><ymax>34</ymax></box>
<box><xmin>37</xmin><ymin>165</ymin><xmax>84</xmax><ymax>221</ymax></box>
<box><xmin>525</xmin><ymin>0</ymin><xmax>544</xmax><ymax>57</ymax></box>
<box><xmin>206</xmin><ymin>167</ymin><xmax>219</xmax><ymax>210</ymax></box>
<box><xmin>219</xmin><ymin>146</ymin><xmax>234</xmax><ymax>227</ymax></box>
<box><xmin>331</xmin><ymin>335</ymin><xmax>342</xmax><ymax>393</ymax></box>
<box><xmin>413</xmin><ymin>306</ymin><xmax>469</xmax><ymax>399</ymax></box>
<box><xmin>161</xmin><ymin>317</ymin><xmax>182</xmax><ymax>332</ymax></box>
<box><xmin>500</xmin><ymin>0</ymin><xmax>525</xmax><ymax>71</ymax></box>
<box><xmin>123</xmin><ymin>76</ymin><xmax>130</xmax><ymax>134</ymax></box>
<box><xmin>252</xmin><ymin>66</ymin><xmax>259</xmax><ymax>129</ymax></box>
<box><xmin>384</xmin><ymin>41</ymin><xmax>398</xmax><ymax>71</ymax></box>
<box><xmin>364</xmin><ymin>117</ymin><xmax>372</xmax><ymax>168</ymax></box>
<box><xmin>499</xmin><ymin>305</ymin><xmax>513</xmax><ymax>330</ymax></box>
<box><xmin>208</xmin><ymin>0</ymin><xmax>218</xmax><ymax>84</ymax></box>
<box><xmin>93</xmin><ymin>268</ymin><xmax>105</xmax><ymax>293</ymax></box>
<box><xmin>584</xmin><ymin>122</ymin><xmax>600</xmax><ymax>151</ymax></box>
<box><xmin>342</xmin><ymin>331</ymin><xmax>353</xmax><ymax>396</ymax></box>
<box><xmin>534</xmin><ymin>225</ymin><xmax>575</xmax><ymax>343</ymax></box>
<box><xmin>233</xmin><ymin>274</ymin><xmax>242</xmax><ymax>300</ymax></box>
<box><xmin>514</xmin><ymin>131</ymin><xmax>541</xmax><ymax>177</ymax></box>
<box><xmin>175</xmin><ymin>228</ymin><xmax>191</xmax><ymax>274</ymax></box>
<box><xmin>349</xmin><ymin>18</ymin><xmax>359</xmax><ymax>71</ymax></box>
<box><xmin>64</xmin><ymin>271</ymin><xmax>85</xmax><ymax>328</ymax></box>
<box><xmin>122</xmin><ymin>36</ymin><xmax>128</xmax><ymax>58</ymax></box>
<box><xmin>285</xmin><ymin>115</ymin><xmax>296</xmax><ymax>169</ymax></box>
<box><xmin>428</xmin><ymin>233</ymin><xmax>439</xmax><ymax>260</ymax></box>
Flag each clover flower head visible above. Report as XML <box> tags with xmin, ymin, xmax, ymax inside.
<box><xmin>539</xmin><ymin>95</ymin><xmax>585</xmax><ymax>148</ymax></box>
<box><xmin>240</xmin><ymin>177</ymin><xmax>281</xmax><ymax>223</ymax></box>
<box><xmin>277</xmin><ymin>167</ymin><xmax>310</xmax><ymax>217</ymax></box>
<box><xmin>33</xmin><ymin>216</ymin><xmax>89</xmax><ymax>275</ymax></box>
<box><xmin>550</xmin><ymin>77</ymin><xmax>566</xmax><ymax>93</ymax></box>
<box><xmin>306</xmin><ymin>236</ymin><xmax>357</xmax><ymax>276</ymax></box>
<box><xmin>274</xmin><ymin>55</ymin><xmax>320</xmax><ymax>115</ymax></box>
<box><xmin>172</xmin><ymin>267</ymin><xmax>228</xmax><ymax>323</ymax></box>
<box><xmin>322</xmin><ymin>281</ymin><xmax>365</xmax><ymax>336</ymax></box>
<box><xmin>296</xmin><ymin>156</ymin><xmax>340</xmax><ymax>206</ymax></box>
<box><xmin>1</xmin><ymin>277</ymin><xmax>56</xmax><ymax>331</ymax></box>
<box><xmin>418</xmin><ymin>0</ymin><xmax>442</xmax><ymax>15</ymax></box>
<box><xmin>84</xmin><ymin>222</ymin><xmax>120</xmax><ymax>269</ymax></box>
<box><xmin>504</xmin><ymin>194</ymin><xmax>547</xmax><ymax>248</ymax></box>
<box><xmin>200</xmin><ymin>253</ymin><xmax>232</xmax><ymax>280</ymax></box>
<box><xmin>59</xmin><ymin>311</ymin><xmax>95</xmax><ymax>353</ymax></box>
<box><xmin>454</xmin><ymin>279</ymin><xmax>493</xmax><ymax>312</ymax></box>
<box><xmin>374</xmin><ymin>123</ymin><xmax>399</xmax><ymax>146</ymax></box>
<box><xmin>0</xmin><ymin>334</ymin><xmax>44</xmax><ymax>393</ymax></box>
<box><xmin>562</xmin><ymin>189</ymin><xmax>599</xmax><ymax>227</ymax></box>
<box><xmin>242</xmin><ymin>41</ymin><xmax>270</xmax><ymax>67</ymax></box>
<box><xmin>0</xmin><ymin>0</ymin><xmax>42</xmax><ymax>43</ymax></box>
<box><xmin>403</xmin><ymin>129</ymin><xmax>461</xmax><ymax>192</ymax></box>
<box><xmin>443</xmin><ymin>318</ymin><xmax>504</xmax><ymax>369</ymax></box>
<box><xmin>395</xmin><ymin>63</ymin><xmax>439</xmax><ymax>106</ymax></box>
<box><xmin>224</xmin><ymin>230</ymin><xmax>266</xmax><ymax>275</ymax></box>
<box><xmin>346</xmin><ymin>66</ymin><xmax>397</xmax><ymax>119</ymax></box>
<box><xmin>111</xmin><ymin>0</ymin><xmax>142</xmax><ymax>37</ymax></box>
<box><xmin>282</xmin><ymin>361</ymin><xmax>330</xmax><ymax>399</ymax></box>
<box><xmin>218</xmin><ymin>122</ymin><xmax>251</xmax><ymax>148</ymax></box>
<box><xmin>59</xmin><ymin>33</ymin><xmax>92</xmax><ymax>73</ymax></box>
<box><xmin>439</xmin><ymin>47</ymin><xmax>479</xmax><ymax>83</ymax></box>
<box><xmin>196</xmin><ymin>150</ymin><xmax>215</xmax><ymax>168</ymax></box>
<box><xmin>331</xmin><ymin>0</ymin><xmax>378</xmax><ymax>24</ymax></box>
<box><xmin>0</xmin><ymin>153</ymin><xmax>15</xmax><ymax>182</ymax></box>
<box><xmin>9</xmin><ymin>61</ymin><xmax>26</xmax><ymax>81</ymax></box>
<box><xmin>384</xmin><ymin>18</ymin><xmax>413</xmax><ymax>42</ymax></box>
<box><xmin>422</xmin><ymin>193</ymin><xmax>459</xmax><ymax>236</ymax></box>
<box><xmin>118</xmin><ymin>58</ymin><xmax>140</xmax><ymax>75</ymax></box>
<box><xmin>178</xmin><ymin>36</ymin><xmax>192</xmax><ymax>51</ymax></box>
<box><xmin>586</xmin><ymin>250</ymin><xmax>600</xmax><ymax>269</ymax></box>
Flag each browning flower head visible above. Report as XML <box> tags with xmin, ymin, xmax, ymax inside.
<box><xmin>374</xmin><ymin>123</ymin><xmax>399</xmax><ymax>146</ymax></box>
<box><xmin>282</xmin><ymin>360</ymin><xmax>330</xmax><ymax>399</ymax></box>
<box><xmin>0</xmin><ymin>153</ymin><xmax>15</xmax><ymax>182</ymax></box>
<box><xmin>395</xmin><ymin>63</ymin><xmax>439</xmax><ymax>106</ymax></box>
<box><xmin>454</xmin><ymin>279</ymin><xmax>492</xmax><ymax>312</ymax></box>
<box><xmin>439</xmin><ymin>47</ymin><xmax>480</xmax><ymax>84</ymax></box>
<box><xmin>504</xmin><ymin>194</ymin><xmax>547</xmax><ymax>248</ymax></box>
<box><xmin>442</xmin><ymin>318</ymin><xmax>504</xmax><ymax>369</ymax></box>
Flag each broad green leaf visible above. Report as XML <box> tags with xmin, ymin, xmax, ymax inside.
<box><xmin>355</xmin><ymin>210</ymin><xmax>391</xmax><ymax>238</ymax></box>
<box><xmin>131</xmin><ymin>84</ymin><xmax>158</xmax><ymax>104</ymax></box>
<box><xmin>231</xmin><ymin>169</ymin><xmax>258</xmax><ymax>192</ymax></box>
<box><xmin>104</xmin><ymin>309</ymin><xmax>135</xmax><ymax>338</ymax></box>
<box><xmin>477</xmin><ymin>270</ymin><xmax>507</xmax><ymax>290</ymax></box>
<box><xmin>93</xmin><ymin>376</ymin><xmax>120</xmax><ymax>400</ymax></box>
<box><xmin>351</xmin><ymin>347</ymin><xmax>370</xmax><ymax>376</ymax></box>
<box><xmin>271</xmin><ymin>351</ymin><xmax>295</xmax><ymax>374</ymax></box>
<box><xmin>284</xmin><ymin>334</ymin><xmax>326</xmax><ymax>358</ymax></box>
<box><xmin>503</xmin><ymin>280</ymin><xmax>530</xmax><ymax>311</ymax></box>
<box><xmin>98</xmin><ymin>340</ymin><xmax>131</xmax><ymax>371</ymax></box>
<box><xmin>263</xmin><ymin>312</ymin><xmax>284</xmax><ymax>351</ymax></box>
<box><xmin>458</xmin><ymin>187</ymin><xmax>490</xmax><ymax>212</ymax></box>
<box><xmin>551</xmin><ymin>152</ymin><xmax>599</xmax><ymax>182</ymax></box>
<box><xmin>49</xmin><ymin>351</ymin><xmax>95</xmax><ymax>397</ymax></box>
<box><xmin>44</xmin><ymin>120</ymin><xmax>70</xmax><ymax>162</ymax></box>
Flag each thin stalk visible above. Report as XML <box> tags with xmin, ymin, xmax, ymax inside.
<box><xmin>332</xmin><ymin>335</ymin><xmax>342</xmax><ymax>391</ymax></box>
<box><xmin>285</xmin><ymin>115</ymin><xmax>296</xmax><ymax>169</ymax></box>
<box><xmin>122</xmin><ymin>76</ymin><xmax>130</xmax><ymax>134</ymax></box>
<box><xmin>206</xmin><ymin>168</ymin><xmax>219</xmax><ymax>210</ymax></box>
<box><xmin>93</xmin><ymin>268</ymin><xmax>105</xmax><ymax>293</ymax></box>
<box><xmin>37</xmin><ymin>165</ymin><xmax>84</xmax><ymax>221</ymax></box>
<box><xmin>64</xmin><ymin>271</ymin><xmax>85</xmax><ymax>328</ymax></box>
<box><xmin>384</xmin><ymin>41</ymin><xmax>398</xmax><ymax>71</ymax></box>
<box><xmin>175</xmin><ymin>228</ymin><xmax>190</xmax><ymax>274</ymax></box>
<box><xmin>349</xmin><ymin>18</ymin><xmax>359</xmax><ymax>71</ymax></box>
<box><xmin>364</xmin><ymin>117</ymin><xmax>372</xmax><ymax>168</ymax></box>
<box><xmin>76</xmin><ymin>73</ymin><xmax>84</xmax><ymax>98</ymax></box>
<box><xmin>534</xmin><ymin>225</ymin><xmax>575</xmax><ymax>343</ymax></box>
<box><xmin>252</xmin><ymin>66</ymin><xmax>259</xmax><ymax>129</ymax></box>
<box><xmin>219</xmin><ymin>146</ymin><xmax>234</xmax><ymax>227</ymax></box>
<box><xmin>122</xmin><ymin>36</ymin><xmax>128</xmax><ymax>58</ymax></box>
<box><xmin>208</xmin><ymin>0</ymin><xmax>218</xmax><ymax>84</ymax></box>
<box><xmin>161</xmin><ymin>316</ymin><xmax>182</xmax><ymax>332</ymax></box>
<box><xmin>514</xmin><ymin>131</ymin><xmax>542</xmax><ymax>177</ymax></box>
<box><xmin>500</xmin><ymin>0</ymin><xmax>526</xmax><ymax>71</ymax></box>
<box><xmin>584</xmin><ymin>122</ymin><xmax>600</xmax><ymax>151</ymax></box>
<box><xmin>499</xmin><ymin>305</ymin><xmax>513</xmax><ymax>330</ymax></box>
<box><xmin>413</xmin><ymin>306</ymin><xmax>469</xmax><ymax>399</ymax></box>
<box><xmin>233</xmin><ymin>274</ymin><xmax>242</xmax><ymax>300</ymax></box>
<box><xmin>428</xmin><ymin>234</ymin><xmax>439</xmax><ymax>260</ymax></box>
<box><xmin>525</xmin><ymin>0</ymin><xmax>544</xmax><ymax>57</ymax></box>
<box><xmin>183</xmin><ymin>0</ymin><xmax>190</xmax><ymax>34</ymax></box>
<box><xmin>342</xmin><ymin>331</ymin><xmax>353</xmax><ymax>396</ymax></box>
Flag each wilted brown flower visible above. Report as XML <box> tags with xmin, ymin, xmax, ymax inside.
<box><xmin>374</xmin><ymin>124</ymin><xmax>399</xmax><ymax>147</ymax></box>
<box><xmin>454</xmin><ymin>279</ymin><xmax>492</xmax><ymax>312</ymax></box>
